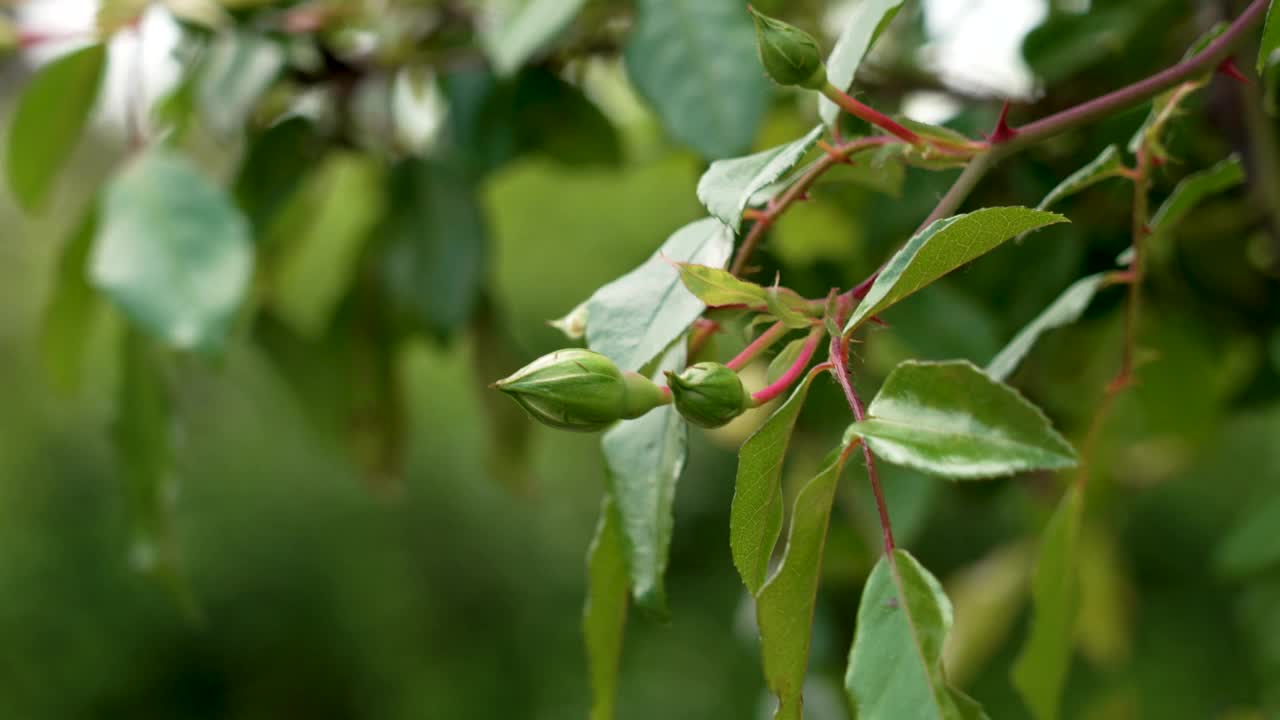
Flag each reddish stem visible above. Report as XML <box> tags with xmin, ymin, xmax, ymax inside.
<box><xmin>727</xmin><ymin>321</ymin><xmax>789</xmax><ymax>371</ymax></box>
<box><xmin>829</xmin><ymin>331</ymin><xmax>895</xmax><ymax>554</ymax></box>
<box><xmin>821</xmin><ymin>83</ymin><xmax>921</xmax><ymax>145</ymax></box>
<box><xmin>750</xmin><ymin>327</ymin><xmax>823</xmax><ymax>404</ymax></box>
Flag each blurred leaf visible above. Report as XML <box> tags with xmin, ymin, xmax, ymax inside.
<box><xmin>1216</xmin><ymin>493</ymin><xmax>1280</xmax><ymax>578</ymax></box>
<box><xmin>513</xmin><ymin>67</ymin><xmax>622</xmax><ymax>168</ymax></box>
<box><xmin>234</xmin><ymin>116</ymin><xmax>323</xmax><ymax>236</ymax></box>
<box><xmin>40</xmin><ymin>205</ymin><xmax>102</xmax><ymax>394</ymax></box>
<box><xmin>845</xmin><ymin>549</ymin><xmax>989</xmax><ymax>720</ymax></box>
<box><xmin>481</xmin><ymin>0</ymin><xmax>588</xmax><ymax>77</ymax></box>
<box><xmin>270</xmin><ymin>152</ymin><xmax>384</xmax><ymax>339</ymax></box>
<box><xmin>731</xmin><ymin>367</ymin><xmax>823</xmax><ymax>594</ymax></box>
<box><xmin>880</xmin><ymin>283</ymin><xmax>1002</xmax><ymax>364</ymax></box>
<box><xmin>1260</xmin><ymin>1</ymin><xmax>1280</xmax><ymax>73</ymax></box>
<box><xmin>345</xmin><ymin>282</ymin><xmax>406</xmax><ymax>490</ymax></box>
<box><xmin>697</xmin><ymin>126</ymin><xmax>823</xmax><ymax>233</ymax></box>
<box><xmin>942</xmin><ymin>543</ymin><xmax>1032</xmax><ymax>688</ymax></box>
<box><xmin>91</xmin><ymin>148</ymin><xmax>253</xmax><ymax>351</ymax></box>
<box><xmin>1022</xmin><ymin>0</ymin><xmax>1162</xmax><ymax>84</ymax></box>
<box><xmin>844</xmin><ymin>208</ymin><xmax>1068</xmax><ymax>333</ymax></box>
<box><xmin>986</xmin><ymin>274</ymin><xmax>1107</xmax><ymax>382</ymax></box>
<box><xmin>819</xmin><ymin>0</ymin><xmax>904</xmax><ymax>128</ymax></box>
<box><xmin>601</xmin><ymin>344</ymin><xmax>688</xmax><ymax>617</ymax></box>
<box><xmin>625</xmin><ymin>0</ymin><xmax>770</xmax><ymax>159</ymax></box>
<box><xmin>676</xmin><ymin>263</ymin><xmax>769</xmax><ymax>306</ymax></box>
<box><xmin>1012</xmin><ymin>484</ymin><xmax>1083</xmax><ymax>720</ymax></box>
<box><xmin>164</xmin><ymin>0</ymin><xmax>231</xmax><ymax>29</ymax></box>
<box><xmin>7</xmin><ymin>43</ymin><xmax>106</xmax><ymax>213</ymax></box>
<box><xmin>114</xmin><ymin>327</ymin><xmax>192</xmax><ymax>613</ymax></box>
<box><xmin>772</xmin><ymin>192</ymin><xmax>863</xmax><ymax>267</ymax></box>
<box><xmin>98</xmin><ymin>0</ymin><xmax>148</xmax><ymax>32</ymax></box>
<box><xmin>381</xmin><ymin>158</ymin><xmax>487</xmax><ymax>340</ymax></box>
<box><xmin>1128</xmin><ymin>23</ymin><xmax>1227</xmax><ymax>157</ymax></box>
<box><xmin>1149</xmin><ymin>154</ymin><xmax>1245</xmax><ymax>233</ymax></box>
<box><xmin>757</xmin><ymin>445</ymin><xmax>848</xmax><ymax>720</ymax></box>
<box><xmin>584</xmin><ymin>494</ymin><xmax>629</xmax><ymax>720</ymax></box>
<box><xmin>822</xmin><ymin>157</ymin><xmax>906</xmax><ymax>198</ymax></box>
<box><xmin>586</xmin><ymin>217</ymin><xmax>733</xmax><ymax>371</ymax></box>
<box><xmin>766</xmin><ymin>337</ymin><xmax>807</xmax><ymax>385</ymax></box>
<box><xmin>1036</xmin><ymin>146</ymin><xmax>1127</xmax><ymax>211</ymax></box>
<box><xmin>441</xmin><ymin>68</ymin><xmax>520</xmax><ymax>176</ymax></box>
<box><xmin>846</xmin><ymin>361</ymin><xmax>1077</xmax><ymax>479</ymax></box>
<box><xmin>196</xmin><ymin>31</ymin><xmax>284</xmax><ymax>137</ymax></box>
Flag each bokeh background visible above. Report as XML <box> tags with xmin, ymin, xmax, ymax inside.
<box><xmin>3</xmin><ymin>0</ymin><xmax>1280</xmax><ymax>718</ymax></box>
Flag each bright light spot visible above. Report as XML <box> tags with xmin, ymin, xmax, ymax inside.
<box><xmin>922</xmin><ymin>0</ymin><xmax>1048</xmax><ymax>100</ymax></box>
<box><xmin>901</xmin><ymin>91</ymin><xmax>962</xmax><ymax>125</ymax></box>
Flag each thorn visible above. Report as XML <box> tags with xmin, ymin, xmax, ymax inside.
<box><xmin>868</xmin><ymin>315</ymin><xmax>889</xmax><ymax>327</ymax></box>
<box><xmin>1217</xmin><ymin>57</ymin><xmax>1250</xmax><ymax>85</ymax></box>
<box><xmin>987</xmin><ymin>101</ymin><xmax>1018</xmax><ymax>144</ymax></box>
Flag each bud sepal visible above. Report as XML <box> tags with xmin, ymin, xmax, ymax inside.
<box><xmin>748</xmin><ymin>6</ymin><xmax>827</xmax><ymax>90</ymax></box>
<box><xmin>494</xmin><ymin>349</ymin><xmax>669</xmax><ymax>432</ymax></box>
<box><xmin>666</xmin><ymin>362</ymin><xmax>753</xmax><ymax>428</ymax></box>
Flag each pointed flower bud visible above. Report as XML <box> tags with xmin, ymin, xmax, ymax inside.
<box><xmin>748</xmin><ymin>6</ymin><xmax>827</xmax><ymax>90</ymax></box>
<box><xmin>494</xmin><ymin>349</ymin><xmax>668</xmax><ymax>432</ymax></box>
<box><xmin>666</xmin><ymin>362</ymin><xmax>752</xmax><ymax>428</ymax></box>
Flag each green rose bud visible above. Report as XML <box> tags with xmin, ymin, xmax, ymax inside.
<box><xmin>493</xmin><ymin>349</ymin><xmax>668</xmax><ymax>432</ymax></box>
<box><xmin>666</xmin><ymin>362</ymin><xmax>752</xmax><ymax>428</ymax></box>
<box><xmin>748</xmin><ymin>6</ymin><xmax>827</xmax><ymax>90</ymax></box>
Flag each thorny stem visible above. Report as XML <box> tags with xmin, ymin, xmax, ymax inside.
<box><xmin>726</xmin><ymin>321</ymin><xmax>789</xmax><ymax>371</ymax></box>
<box><xmin>1118</xmin><ymin>148</ymin><xmax>1154</xmax><ymax>386</ymax></box>
<box><xmin>821</xmin><ymin>82</ymin><xmax>922</xmax><ymax>145</ymax></box>
<box><xmin>829</xmin><ymin>330</ymin><xmax>895</xmax><ymax>554</ymax></box>
<box><xmin>750</xmin><ymin>326</ymin><xmax>824</xmax><ymax>404</ymax></box>
<box><xmin>728</xmin><ymin>136</ymin><xmax>894</xmax><ymax>277</ymax></box>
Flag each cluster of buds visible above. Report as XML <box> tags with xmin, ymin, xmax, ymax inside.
<box><xmin>494</xmin><ymin>350</ymin><xmax>753</xmax><ymax>432</ymax></box>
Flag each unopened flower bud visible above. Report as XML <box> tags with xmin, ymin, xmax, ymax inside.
<box><xmin>748</xmin><ymin>6</ymin><xmax>827</xmax><ymax>90</ymax></box>
<box><xmin>494</xmin><ymin>349</ymin><xmax>668</xmax><ymax>432</ymax></box>
<box><xmin>666</xmin><ymin>362</ymin><xmax>752</xmax><ymax>428</ymax></box>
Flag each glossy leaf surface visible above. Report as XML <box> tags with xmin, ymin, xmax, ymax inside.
<box><xmin>1012</xmin><ymin>485</ymin><xmax>1084</xmax><ymax>720</ymax></box>
<box><xmin>625</xmin><ymin>0</ymin><xmax>770</xmax><ymax>158</ymax></box>
<box><xmin>587</xmin><ymin>218</ymin><xmax>733</xmax><ymax>372</ymax></box>
<box><xmin>1149</xmin><ymin>154</ymin><xmax>1245</xmax><ymax>232</ymax></box>
<box><xmin>846</xmin><ymin>361</ymin><xmax>1077</xmax><ymax>479</ymax></box>
<box><xmin>844</xmin><ymin>208</ymin><xmax>1067</xmax><ymax>333</ymax></box>
<box><xmin>1036</xmin><ymin>146</ymin><xmax>1127</xmax><ymax>210</ymax></box>
<box><xmin>482</xmin><ymin>0</ymin><xmax>588</xmax><ymax>76</ymax></box>
<box><xmin>601</xmin><ymin>344</ymin><xmax>688</xmax><ymax>616</ymax></box>
<box><xmin>819</xmin><ymin>0</ymin><xmax>905</xmax><ymax>127</ymax></box>
<box><xmin>757</xmin><ymin>447</ymin><xmax>848</xmax><ymax>720</ymax></box>
<box><xmin>8</xmin><ymin>44</ymin><xmax>106</xmax><ymax>213</ymax></box>
<box><xmin>731</xmin><ymin>368</ymin><xmax>823</xmax><ymax>593</ymax></box>
<box><xmin>91</xmin><ymin>148</ymin><xmax>253</xmax><ymax>351</ymax></box>
<box><xmin>986</xmin><ymin>274</ymin><xmax>1107</xmax><ymax>382</ymax></box>
<box><xmin>845</xmin><ymin>549</ymin><xmax>989</xmax><ymax>720</ymax></box>
<box><xmin>697</xmin><ymin>126</ymin><xmax>824</xmax><ymax>232</ymax></box>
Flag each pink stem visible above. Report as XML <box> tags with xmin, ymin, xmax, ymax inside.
<box><xmin>726</xmin><ymin>321</ymin><xmax>788</xmax><ymax>371</ymax></box>
<box><xmin>750</xmin><ymin>327</ymin><xmax>823</xmax><ymax>404</ymax></box>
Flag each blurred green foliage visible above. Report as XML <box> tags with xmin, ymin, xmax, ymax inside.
<box><xmin>2</xmin><ymin>0</ymin><xmax>1280</xmax><ymax>718</ymax></box>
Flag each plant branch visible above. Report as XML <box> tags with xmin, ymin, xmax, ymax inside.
<box><xmin>821</xmin><ymin>83</ymin><xmax>922</xmax><ymax>144</ymax></box>
<box><xmin>829</xmin><ymin>332</ymin><xmax>895</xmax><ymax>554</ymax></box>
<box><xmin>727</xmin><ymin>321</ymin><xmax>789</xmax><ymax>371</ymax></box>
<box><xmin>751</xmin><ymin>326</ymin><xmax>824</xmax><ymax>404</ymax></box>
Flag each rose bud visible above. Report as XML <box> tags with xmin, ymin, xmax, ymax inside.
<box><xmin>666</xmin><ymin>362</ymin><xmax>752</xmax><ymax>428</ymax></box>
<box><xmin>748</xmin><ymin>6</ymin><xmax>827</xmax><ymax>90</ymax></box>
<box><xmin>493</xmin><ymin>349</ymin><xmax>668</xmax><ymax>432</ymax></box>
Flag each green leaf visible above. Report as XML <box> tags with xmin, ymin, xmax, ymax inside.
<box><xmin>481</xmin><ymin>0</ymin><xmax>588</xmax><ymax>77</ymax></box>
<box><xmin>234</xmin><ymin>116</ymin><xmax>323</xmax><ymax>235</ymax></box>
<box><xmin>819</xmin><ymin>0</ymin><xmax>905</xmax><ymax>128</ymax></box>
<box><xmin>845</xmin><ymin>360</ymin><xmax>1077</xmax><ymax>479</ymax></box>
<box><xmin>196</xmin><ymin>31</ymin><xmax>284</xmax><ymax>137</ymax></box>
<box><xmin>587</xmin><ymin>217</ymin><xmax>733</xmax><ymax>372</ymax></box>
<box><xmin>40</xmin><ymin>205</ymin><xmax>102</xmax><ymax>394</ymax></box>
<box><xmin>549</xmin><ymin>300</ymin><xmax>589</xmax><ymax>340</ymax></box>
<box><xmin>697</xmin><ymin>126</ymin><xmax>824</xmax><ymax>232</ymax></box>
<box><xmin>269</xmin><ymin>152</ymin><xmax>385</xmax><ymax>338</ymax></box>
<box><xmin>7</xmin><ymin>43</ymin><xmax>106</xmax><ymax>213</ymax></box>
<box><xmin>584</xmin><ymin>495</ymin><xmax>629</xmax><ymax>720</ymax></box>
<box><xmin>1216</xmin><ymin>493</ymin><xmax>1280</xmax><ymax>578</ymax></box>
<box><xmin>625</xmin><ymin>0</ymin><xmax>770</xmax><ymax>159</ymax></box>
<box><xmin>381</xmin><ymin>158</ymin><xmax>487</xmax><ymax>339</ymax></box>
<box><xmin>676</xmin><ymin>263</ymin><xmax>769</xmax><ymax>307</ymax></box>
<box><xmin>986</xmin><ymin>274</ymin><xmax>1107</xmax><ymax>382</ymax></box>
<box><xmin>845</xmin><ymin>549</ymin><xmax>989</xmax><ymax>720</ymax></box>
<box><xmin>766</xmin><ymin>337</ymin><xmax>807</xmax><ymax>385</ymax></box>
<box><xmin>1260</xmin><ymin>1</ymin><xmax>1280</xmax><ymax>73</ymax></box>
<box><xmin>91</xmin><ymin>148</ymin><xmax>254</xmax><ymax>351</ymax></box>
<box><xmin>757</xmin><ymin>446</ymin><xmax>848</xmax><ymax>720</ymax></box>
<box><xmin>731</xmin><ymin>368</ymin><xmax>823</xmax><ymax>593</ymax></box>
<box><xmin>843</xmin><ymin>207</ymin><xmax>1068</xmax><ymax>334</ymax></box>
<box><xmin>1012</xmin><ymin>485</ymin><xmax>1084</xmax><ymax>720</ymax></box>
<box><xmin>1149</xmin><ymin>154</ymin><xmax>1245</xmax><ymax>233</ymax></box>
<box><xmin>601</xmin><ymin>344</ymin><xmax>688</xmax><ymax>617</ymax></box>
<box><xmin>1036</xmin><ymin>146</ymin><xmax>1127</xmax><ymax>210</ymax></box>
<box><xmin>765</xmin><ymin>287</ymin><xmax>814</xmax><ymax>329</ymax></box>
<box><xmin>1128</xmin><ymin>23</ymin><xmax>1226</xmax><ymax>157</ymax></box>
